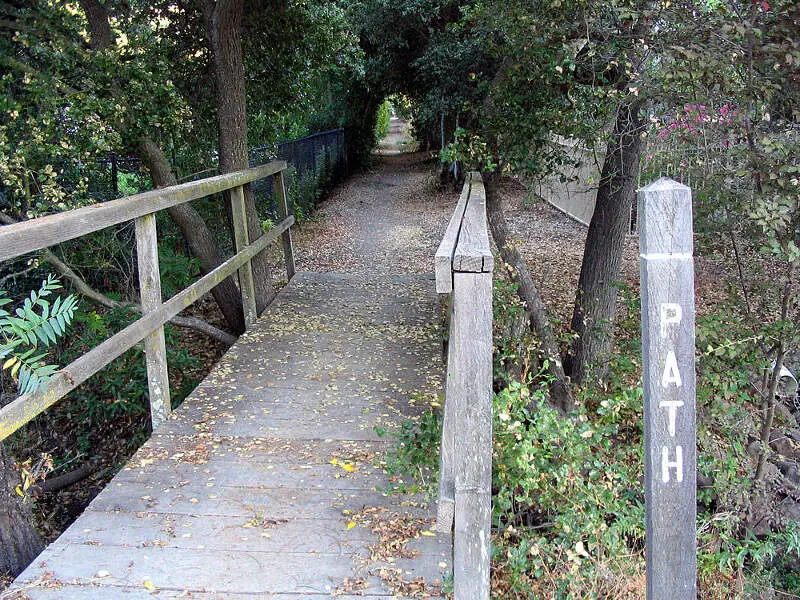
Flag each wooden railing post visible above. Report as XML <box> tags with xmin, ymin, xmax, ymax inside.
<box><xmin>230</xmin><ymin>184</ymin><xmax>257</xmax><ymax>326</ymax></box>
<box><xmin>638</xmin><ymin>178</ymin><xmax>697</xmax><ymax>600</ymax></box>
<box><xmin>452</xmin><ymin>269</ymin><xmax>493</xmax><ymax>600</ymax></box>
<box><xmin>135</xmin><ymin>213</ymin><xmax>171</xmax><ymax>428</ymax></box>
<box><xmin>435</xmin><ymin>180</ymin><xmax>471</xmax><ymax>535</ymax></box>
<box><xmin>273</xmin><ymin>170</ymin><xmax>296</xmax><ymax>281</ymax></box>
<box><xmin>434</xmin><ymin>172</ymin><xmax>493</xmax><ymax>600</ymax></box>
<box><xmin>0</xmin><ymin>162</ymin><xmax>291</xmax><ymax>440</ymax></box>
<box><xmin>437</xmin><ymin>296</ymin><xmax>457</xmax><ymax>533</ymax></box>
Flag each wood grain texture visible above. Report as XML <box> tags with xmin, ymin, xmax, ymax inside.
<box><xmin>135</xmin><ymin>214</ymin><xmax>171</xmax><ymax>428</ymax></box>
<box><xmin>0</xmin><ymin>161</ymin><xmax>287</xmax><ymax>262</ymax></box>
<box><xmin>230</xmin><ymin>185</ymin><xmax>257</xmax><ymax>326</ymax></box>
<box><xmin>9</xmin><ymin>272</ymin><xmax>450</xmax><ymax>599</ymax></box>
<box><xmin>0</xmin><ymin>216</ymin><xmax>293</xmax><ymax>441</ymax></box>
<box><xmin>453</xmin><ymin>173</ymin><xmax>493</xmax><ymax>274</ymax></box>
<box><xmin>274</xmin><ymin>170</ymin><xmax>296</xmax><ymax>281</ymax></box>
<box><xmin>436</xmin><ymin>297</ymin><xmax>457</xmax><ymax>534</ymax></box>
<box><xmin>435</xmin><ymin>180</ymin><xmax>471</xmax><ymax>293</ymax></box>
<box><xmin>451</xmin><ymin>272</ymin><xmax>493</xmax><ymax>600</ymax></box>
<box><xmin>638</xmin><ymin>178</ymin><xmax>697</xmax><ymax>600</ymax></box>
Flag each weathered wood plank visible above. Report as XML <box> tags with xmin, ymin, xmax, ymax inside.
<box><xmin>274</xmin><ymin>170</ymin><xmax>296</xmax><ymax>281</ymax></box>
<box><xmin>230</xmin><ymin>185</ymin><xmax>257</xmax><ymax>326</ymax></box>
<box><xmin>434</xmin><ymin>180</ymin><xmax>471</xmax><ymax>293</ymax></box>
<box><xmin>0</xmin><ymin>161</ymin><xmax>287</xmax><ymax>262</ymax></box>
<box><xmin>9</xmin><ymin>271</ymin><xmax>450</xmax><ymax>599</ymax></box>
<box><xmin>453</xmin><ymin>173</ymin><xmax>493</xmax><ymax>274</ymax></box>
<box><xmin>135</xmin><ymin>214</ymin><xmax>171</xmax><ymax>428</ymax></box>
<box><xmin>0</xmin><ymin>216</ymin><xmax>293</xmax><ymax>440</ymax></box>
<box><xmin>436</xmin><ymin>298</ymin><xmax>456</xmax><ymax>534</ymax></box>
<box><xmin>451</xmin><ymin>271</ymin><xmax>493</xmax><ymax>600</ymax></box>
<box><xmin>638</xmin><ymin>178</ymin><xmax>697</xmax><ymax>600</ymax></box>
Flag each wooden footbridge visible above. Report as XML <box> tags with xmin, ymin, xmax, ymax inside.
<box><xmin>1</xmin><ymin>164</ymin><xmax>495</xmax><ymax>599</ymax></box>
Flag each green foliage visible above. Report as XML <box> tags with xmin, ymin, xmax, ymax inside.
<box><xmin>440</xmin><ymin>128</ymin><xmax>498</xmax><ymax>172</ymax></box>
<box><xmin>374</xmin><ymin>100</ymin><xmax>392</xmax><ymax>142</ymax></box>
<box><xmin>376</xmin><ymin>395</ymin><xmax>442</xmax><ymax>497</ymax></box>
<box><xmin>492</xmin><ymin>379</ymin><xmax>645</xmax><ymax>599</ymax></box>
<box><xmin>0</xmin><ymin>275</ymin><xmax>78</xmax><ymax>395</ymax></box>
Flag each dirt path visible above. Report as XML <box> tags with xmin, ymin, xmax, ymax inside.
<box><xmin>293</xmin><ymin>150</ymin><xmax>457</xmax><ymax>276</ymax></box>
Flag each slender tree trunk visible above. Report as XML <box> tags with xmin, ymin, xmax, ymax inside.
<box><xmin>205</xmin><ymin>0</ymin><xmax>275</xmax><ymax>313</ymax></box>
<box><xmin>753</xmin><ymin>262</ymin><xmax>795</xmax><ymax>485</ymax></box>
<box><xmin>568</xmin><ymin>97</ymin><xmax>645</xmax><ymax>387</ymax></box>
<box><xmin>484</xmin><ymin>171</ymin><xmax>575</xmax><ymax>414</ymax></box>
<box><xmin>0</xmin><ymin>442</ymin><xmax>43</xmax><ymax>578</ymax></box>
<box><xmin>78</xmin><ymin>0</ymin><xmax>246</xmax><ymax>334</ymax></box>
<box><xmin>136</xmin><ymin>138</ymin><xmax>246</xmax><ymax>334</ymax></box>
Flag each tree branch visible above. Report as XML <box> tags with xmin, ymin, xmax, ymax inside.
<box><xmin>483</xmin><ymin>174</ymin><xmax>575</xmax><ymax>415</ymax></box>
<box><xmin>0</xmin><ymin>212</ymin><xmax>237</xmax><ymax>347</ymax></box>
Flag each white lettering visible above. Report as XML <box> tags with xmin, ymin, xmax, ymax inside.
<box><xmin>661</xmin><ymin>445</ymin><xmax>684</xmax><ymax>483</ymax></box>
<box><xmin>660</xmin><ymin>303</ymin><xmax>682</xmax><ymax>338</ymax></box>
<box><xmin>661</xmin><ymin>351</ymin><xmax>683</xmax><ymax>387</ymax></box>
<box><xmin>659</xmin><ymin>400</ymin><xmax>684</xmax><ymax>437</ymax></box>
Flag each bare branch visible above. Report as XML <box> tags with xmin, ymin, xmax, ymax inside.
<box><xmin>0</xmin><ymin>212</ymin><xmax>237</xmax><ymax>347</ymax></box>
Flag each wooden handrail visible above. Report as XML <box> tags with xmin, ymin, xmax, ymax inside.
<box><xmin>435</xmin><ymin>172</ymin><xmax>493</xmax><ymax>600</ymax></box>
<box><xmin>0</xmin><ymin>163</ymin><xmax>295</xmax><ymax>440</ymax></box>
<box><xmin>0</xmin><ymin>161</ymin><xmax>286</xmax><ymax>262</ymax></box>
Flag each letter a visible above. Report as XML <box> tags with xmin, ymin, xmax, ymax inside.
<box><xmin>661</xmin><ymin>351</ymin><xmax>682</xmax><ymax>387</ymax></box>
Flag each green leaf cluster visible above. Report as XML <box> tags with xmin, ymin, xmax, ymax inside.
<box><xmin>0</xmin><ymin>275</ymin><xmax>78</xmax><ymax>395</ymax></box>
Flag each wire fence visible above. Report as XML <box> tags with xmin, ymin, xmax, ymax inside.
<box><xmin>249</xmin><ymin>128</ymin><xmax>352</xmax><ymax>220</ymax></box>
<box><xmin>0</xmin><ymin>128</ymin><xmax>355</xmax><ymax>296</ymax></box>
<box><xmin>75</xmin><ymin>127</ymin><xmax>353</xmax><ymax>220</ymax></box>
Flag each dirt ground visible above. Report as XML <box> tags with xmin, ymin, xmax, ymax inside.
<box><xmin>292</xmin><ymin>154</ymin><xmax>457</xmax><ymax>276</ymax></box>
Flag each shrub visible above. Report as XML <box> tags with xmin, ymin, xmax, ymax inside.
<box><xmin>375</xmin><ymin>100</ymin><xmax>392</xmax><ymax>143</ymax></box>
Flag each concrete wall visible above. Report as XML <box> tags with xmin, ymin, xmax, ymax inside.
<box><xmin>533</xmin><ymin>138</ymin><xmax>604</xmax><ymax>226</ymax></box>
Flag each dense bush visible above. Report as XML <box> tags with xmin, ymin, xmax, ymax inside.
<box><xmin>384</xmin><ymin>278</ymin><xmax>800</xmax><ymax>599</ymax></box>
<box><xmin>374</xmin><ymin>100</ymin><xmax>392</xmax><ymax>142</ymax></box>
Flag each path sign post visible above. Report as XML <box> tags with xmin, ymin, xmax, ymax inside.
<box><xmin>638</xmin><ymin>178</ymin><xmax>697</xmax><ymax>600</ymax></box>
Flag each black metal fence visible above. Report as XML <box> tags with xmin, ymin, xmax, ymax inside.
<box><xmin>77</xmin><ymin>128</ymin><xmax>352</xmax><ymax>222</ymax></box>
<box><xmin>249</xmin><ymin>128</ymin><xmax>351</xmax><ymax>219</ymax></box>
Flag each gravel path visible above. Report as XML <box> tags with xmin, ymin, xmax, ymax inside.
<box><xmin>293</xmin><ymin>151</ymin><xmax>457</xmax><ymax>276</ymax></box>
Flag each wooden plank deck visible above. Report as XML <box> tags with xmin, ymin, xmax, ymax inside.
<box><xmin>11</xmin><ymin>271</ymin><xmax>451</xmax><ymax>600</ymax></box>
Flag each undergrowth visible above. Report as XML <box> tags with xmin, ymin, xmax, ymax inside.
<box><xmin>382</xmin><ymin>278</ymin><xmax>800</xmax><ymax>600</ymax></box>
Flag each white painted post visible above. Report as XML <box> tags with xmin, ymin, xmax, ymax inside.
<box><xmin>638</xmin><ymin>178</ymin><xmax>697</xmax><ymax>600</ymax></box>
<box><xmin>135</xmin><ymin>213</ymin><xmax>171</xmax><ymax>428</ymax></box>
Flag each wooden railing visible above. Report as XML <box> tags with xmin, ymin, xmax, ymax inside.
<box><xmin>0</xmin><ymin>161</ymin><xmax>295</xmax><ymax>440</ymax></box>
<box><xmin>434</xmin><ymin>172</ymin><xmax>493</xmax><ymax>600</ymax></box>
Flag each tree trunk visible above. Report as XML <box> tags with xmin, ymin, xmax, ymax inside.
<box><xmin>205</xmin><ymin>0</ymin><xmax>275</xmax><ymax>313</ymax></box>
<box><xmin>78</xmin><ymin>0</ymin><xmax>246</xmax><ymax>335</ymax></box>
<box><xmin>0</xmin><ymin>442</ymin><xmax>43</xmax><ymax>578</ymax></box>
<box><xmin>136</xmin><ymin>138</ymin><xmax>246</xmax><ymax>334</ymax></box>
<box><xmin>77</xmin><ymin>0</ymin><xmax>111</xmax><ymax>50</ymax></box>
<box><xmin>568</xmin><ymin>97</ymin><xmax>645</xmax><ymax>387</ymax></box>
<box><xmin>484</xmin><ymin>171</ymin><xmax>575</xmax><ymax>415</ymax></box>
